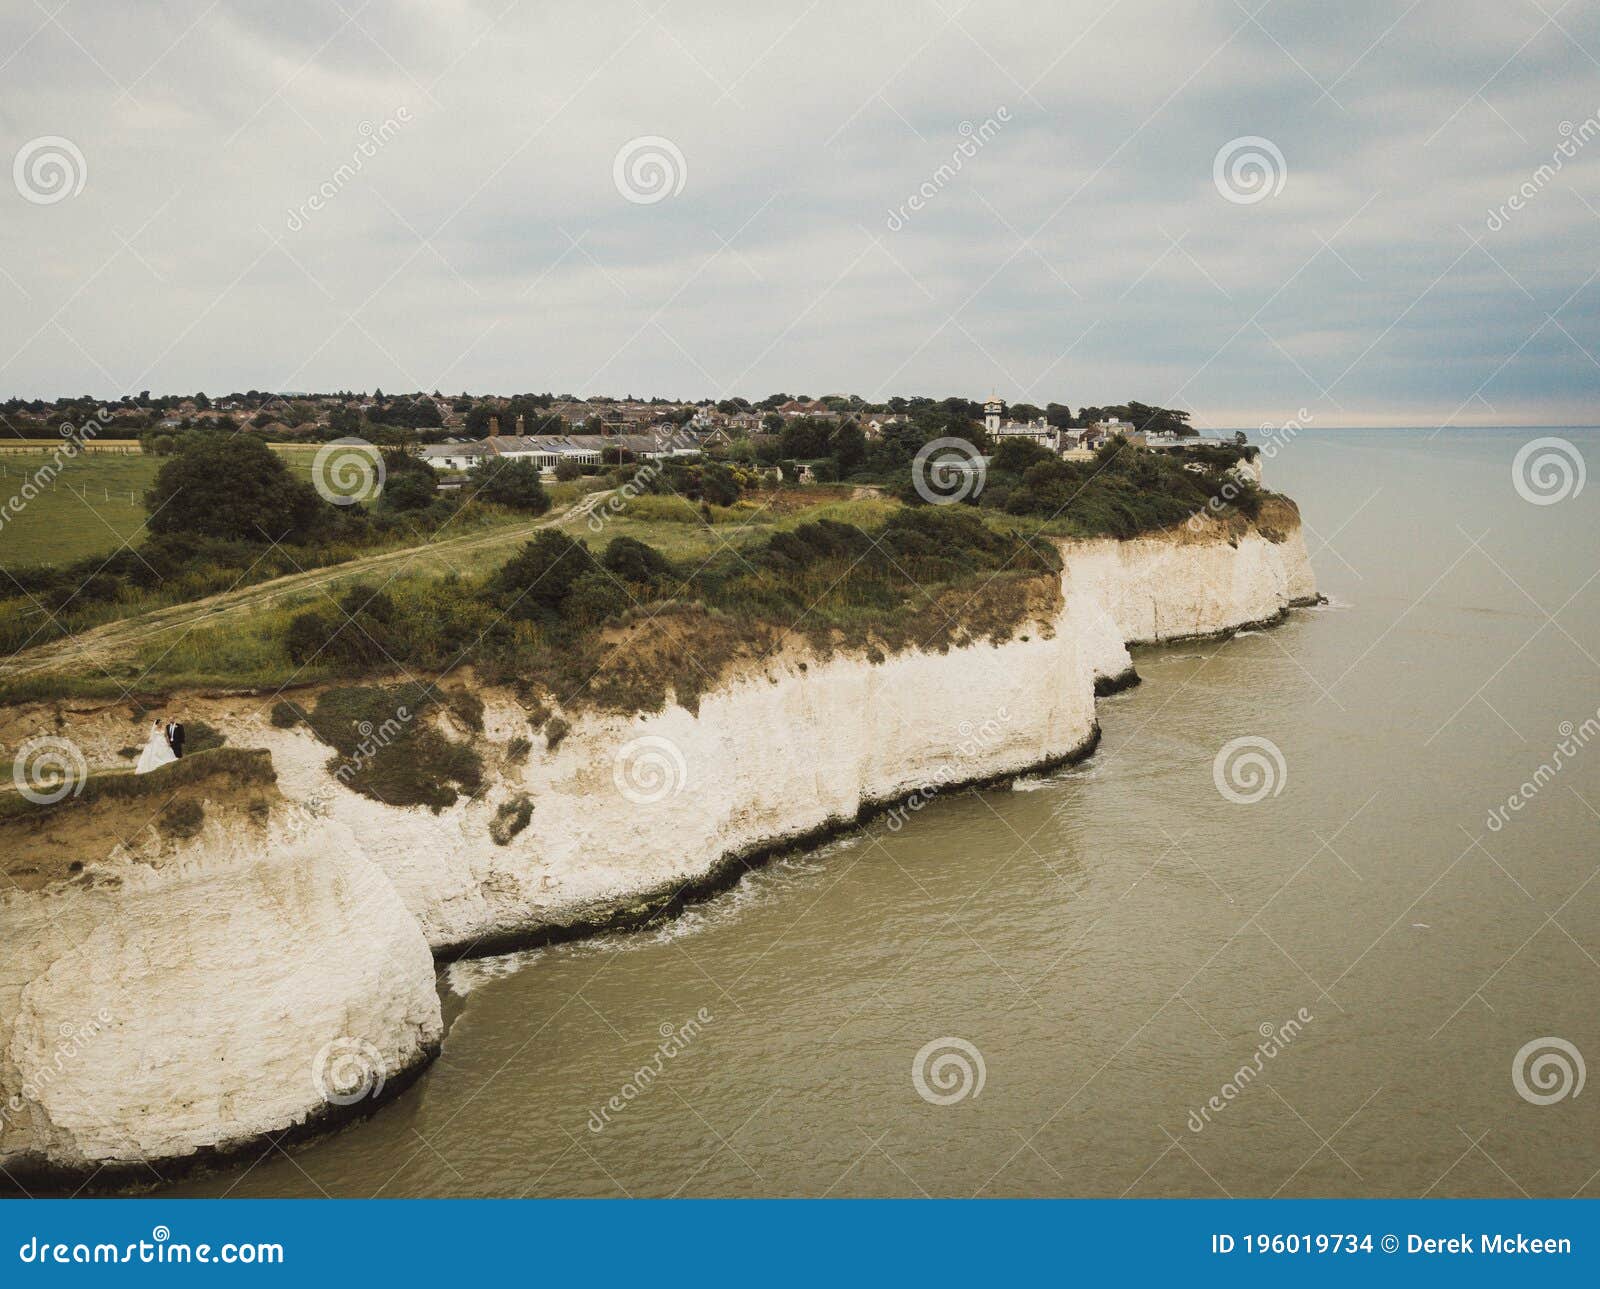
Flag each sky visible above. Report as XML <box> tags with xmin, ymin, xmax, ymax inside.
<box><xmin>2</xmin><ymin>0</ymin><xmax>1598</xmax><ymax>428</ymax></box>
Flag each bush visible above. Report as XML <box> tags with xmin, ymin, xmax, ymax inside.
<box><xmin>554</xmin><ymin>459</ymin><xmax>584</xmax><ymax>482</ymax></box>
<box><xmin>159</xmin><ymin>799</ymin><xmax>205</xmax><ymax>839</ymax></box>
<box><xmin>304</xmin><ymin>684</ymin><xmax>483</xmax><ymax>811</ymax></box>
<box><xmin>490</xmin><ymin>795</ymin><xmax>533</xmax><ymax>845</ymax></box>
<box><xmin>563</xmin><ymin>572</ymin><xmax>630</xmax><ymax>627</ymax></box>
<box><xmin>184</xmin><ymin>720</ymin><xmax>227</xmax><ymax>755</ymax></box>
<box><xmin>992</xmin><ymin>437</ymin><xmax>1054</xmax><ymax>474</ymax></box>
<box><xmin>383</xmin><ymin>469</ymin><xmax>438</xmax><ymax>511</ymax></box>
<box><xmin>270</xmin><ymin>700</ymin><xmax>304</xmax><ymax>728</ymax></box>
<box><xmin>489</xmin><ymin>531</ymin><xmax>595</xmax><ymax>620</ymax></box>
<box><xmin>601</xmin><ymin>536</ymin><xmax>675</xmax><ymax>587</ymax></box>
<box><xmin>284</xmin><ymin>585</ymin><xmax>399</xmax><ymax>670</ymax></box>
<box><xmin>469</xmin><ymin>457</ymin><xmax>551</xmax><ymax>513</ymax></box>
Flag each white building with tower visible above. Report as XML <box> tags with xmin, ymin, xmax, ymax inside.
<box><xmin>983</xmin><ymin>395</ymin><xmax>1056</xmax><ymax>448</ymax></box>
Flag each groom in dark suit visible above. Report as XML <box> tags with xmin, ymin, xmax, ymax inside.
<box><xmin>165</xmin><ymin>719</ymin><xmax>186</xmax><ymax>759</ymax></box>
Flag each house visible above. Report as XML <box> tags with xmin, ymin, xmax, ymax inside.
<box><xmin>983</xmin><ymin>396</ymin><xmax>1054</xmax><ymax>446</ymax></box>
<box><xmin>777</xmin><ymin>399</ymin><xmax>832</xmax><ymax>418</ymax></box>
<box><xmin>863</xmin><ymin>414</ymin><xmax>906</xmax><ymax>440</ymax></box>
<box><xmin>419</xmin><ymin>441</ymin><xmax>495</xmax><ymax>471</ymax></box>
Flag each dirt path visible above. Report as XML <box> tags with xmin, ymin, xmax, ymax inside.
<box><xmin>2</xmin><ymin>490</ymin><xmax>613</xmax><ymax>680</ymax></box>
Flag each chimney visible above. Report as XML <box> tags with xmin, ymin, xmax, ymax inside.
<box><xmin>488</xmin><ymin>415</ymin><xmax>500</xmax><ymax>438</ymax></box>
<box><xmin>516</xmin><ymin>414</ymin><xmax>526</xmax><ymax>436</ymax></box>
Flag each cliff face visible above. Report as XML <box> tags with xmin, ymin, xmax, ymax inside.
<box><xmin>0</xmin><ymin>793</ymin><xmax>441</xmax><ymax>1185</ymax></box>
<box><xmin>0</xmin><ymin>515</ymin><xmax>1315</xmax><ymax>1186</ymax></box>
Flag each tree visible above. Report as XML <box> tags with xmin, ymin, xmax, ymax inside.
<box><xmin>779</xmin><ymin>417</ymin><xmax>832</xmax><ymax>460</ymax></box>
<box><xmin>145</xmin><ymin>434</ymin><xmax>320</xmax><ymax>542</ymax></box>
<box><xmin>992</xmin><ymin>437</ymin><xmax>1054</xmax><ymax>474</ymax></box>
<box><xmin>832</xmin><ymin>421</ymin><xmax>867</xmax><ymax>471</ymax></box>
<box><xmin>468</xmin><ymin>457</ymin><xmax>551</xmax><ymax>514</ymax></box>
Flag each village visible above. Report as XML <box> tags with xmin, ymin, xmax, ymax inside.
<box><xmin>400</xmin><ymin>394</ymin><xmax>1246</xmax><ymax>478</ymax></box>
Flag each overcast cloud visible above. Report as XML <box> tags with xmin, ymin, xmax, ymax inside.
<box><xmin>2</xmin><ymin>0</ymin><xmax>1598</xmax><ymax>426</ymax></box>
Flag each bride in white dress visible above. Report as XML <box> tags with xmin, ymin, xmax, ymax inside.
<box><xmin>134</xmin><ymin>719</ymin><xmax>177</xmax><ymax>775</ymax></box>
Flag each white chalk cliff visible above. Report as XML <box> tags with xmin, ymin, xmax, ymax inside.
<box><xmin>0</xmin><ymin>516</ymin><xmax>1316</xmax><ymax>1187</ymax></box>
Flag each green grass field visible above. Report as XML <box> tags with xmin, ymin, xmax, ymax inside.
<box><xmin>0</xmin><ymin>448</ymin><xmax>329</xmax><ymax>569</ymax></box>
<box><xmin>0</xmin><ymin>453</ymin><xmax>162</xmax><ymax>567</ymax></box>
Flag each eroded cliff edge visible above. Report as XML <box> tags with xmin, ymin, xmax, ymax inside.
<box><xmin>0</xmin><ymin>512</ymin><xmax>1317</xmax><ymax>1188</ymax></box>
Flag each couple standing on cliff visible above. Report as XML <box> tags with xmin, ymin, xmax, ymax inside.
<box><xmin>134</xmin><ymin>717</ymin><xmax>187</xmax><ymax>775</ymax></box>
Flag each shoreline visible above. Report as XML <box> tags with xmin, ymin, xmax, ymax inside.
<box><xmin>1</xmin><ymin>527</ymin><xmax>1321</xmax><ymax>1194</ymax></box>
